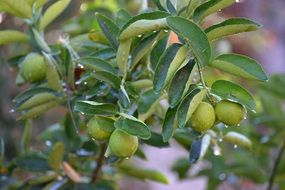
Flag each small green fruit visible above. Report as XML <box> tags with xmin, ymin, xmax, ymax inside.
<box><xmin>191</xmin><ymin>102</ymin><xmax>215</xmax><ymax>132</ymax></box>
<box><xmin>87</xmin><ymin>116</ymin><xmax>115</xmax><ymax>141</ymax></box>
<box><xmin>215</xmin><ymin>100</ymin><xmax>245</xmax><ymax>126</ymax></box>
<box><xmin>20</xmin><ymin>53</ymin><xmax>47</xmax><ymax>83</ymax></box>
<box><xmin>109</xmin><ymin>129</ymin><xmax>138</xmax><ymax>157</ymax></box>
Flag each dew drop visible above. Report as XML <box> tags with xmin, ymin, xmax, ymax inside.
<box><xmin>164</xmin><ymin>30</ymin><xmax>169</xmax><ymax>33</ymax></box>
<box><xmin>78</xmin><ymin>64</ymin><xmax>84</xmax><ymax>69</ymax></box>
<box><xmin>235</xmin><ymin>0</ymin><xmax>240</xmax><ymax>2</ymax></box>
<box><xmin>125</xmin><ymin>157</ymin><xmax>130</xmax><ymax>160</ymax></box>
<box><xmin>224</xmin><ymin>125</ymin><xmax>228</xmax><ymax>128</ymax></box>
<box><xmin>153</xmin><ymin>30</ymin><xmax>157</xmax><ymax>33</ymax></box>
<box><xmin>137</xmin><ymin>34</ymin><xmax>142</xmax><ymax>38</ymax></box>
<box><xmin>45</xmin><ymin>141</ymin><xmax>52</xmax><ymax>147</ymax></box>
<box><xmin>75</xmin><ymin>81</ymin><xmax>81</xmax><ymax>85</ymax></box>
<box><xmin>219</xmin><ymin>173</ymin><xmax>226</xmax><ymax>180</ymax></box>
<box><xmin>218</xmin><ymin>138</ymin><xmax>223</xmax><ymax>142</ymax></box>
<box><xmin>237</xmin><ymin>124</ymin><xmax>240</xmax><ymax>127</ymax></box>
<box><xmin>80</xmin><ymin>112</ymin><xmax>85</xmax><ymax>115</ymax></box>
<box><xmin>9</xmin><ymin>109</ymin><xmax>15</xmax><ymax>113</ymax></box>
<box><xmin>218</xmin><ymin>9</ymin><xmax>221</xmax><ymax>12</ymax></box>
<box><xmin>234</xmin><ymin>144</ymin><xmax>238</xmax><ymax>149</ymax></box>
<box><xmin>84</xmin><ymin>82</ymin><xmax>87</xmax><ymax>85</ymax></box>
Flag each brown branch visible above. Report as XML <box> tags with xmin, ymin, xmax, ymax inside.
<box><xmin>92</xmin><ymin>142</ymin><xmax>107</xmax><ymax>184</ymax></box>
<box><xmin>267</xmin><ymin>139</ymin><xmax>285</xmax><ymax>190</ymax></box>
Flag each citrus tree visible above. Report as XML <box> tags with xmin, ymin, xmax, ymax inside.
<box><xmin>0</xmin><ymin>0</ymin><xmax>271</xmax><ymax>189</ymax></box>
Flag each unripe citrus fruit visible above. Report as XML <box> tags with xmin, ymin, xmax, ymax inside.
<box><xmin>87</xmin><ymin>116</ymin><xmax>115</xmax><ymax>141</ymax></box>
<box><xmin>215</xmin><ymin>100</ymin><xmax>245</xmax><ymax>126</ymax></box>
<box><xmin>190</xmin><ymin>102</ymin><xmax>215</xmax><ymax>132</ymax></box>
<box><xmin>20</xmin><ymin>53</ymin><xmax>47</xmax><ymax>83</ymax></box>
<box><xmin>109</xmin><ymin>129</ymin><xmax>138</xmax><ymax>157</ymax></box>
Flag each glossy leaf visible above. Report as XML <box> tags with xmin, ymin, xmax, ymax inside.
<box><xmin>162</xmin><ymin>106</ymin><xmax>179</xmax><ymax>142</ymax></box>
<box><xmin>116</xmin><ymin>39</ymin><xmax>132</xmax><ymax>74</ymax></box>
<box><xmin>152</xmin><ymin>0</ymin><xmax>167</xmax><ymax>11</ymax></box>
<box><xmin>119</xmin><ymin>11</ymin><xmax>170</xmax><ymax>40</ymax></box>
<box><xmin>153</xmin><ymin>43</ymin><xmax>188</xmax><ymax>92</ymax></box>
<box><xmin>92</xmin><ymin>47</ymin><xmax>116</xmax><ymax>60</ymax></box>
<box><xmin>118</xmin><ymin>85</ymin><xmax>131</xmax><ymax>109</ymax></box>
<box><xmin>74</xmin><ymin>101</ymin><xmax>118</xmax><ymax>116</ymax></box>
<box><xmin>166</xmin><ymin>0</ymin><xmax>177</xmax><ymax>14</ymax></box>
<box><xmin>116</xmin><ymin>9</ymin><xmax>131</xmax><ymax>29</ymax></box>
<box><xmin>118</xmin><ymin>165</ymin><xmax>169</xmax><ymax>184</ymax></box>
<box><xmin>168</xmin><ymin>59</ymin><xmax>196</xmax><ymax>107</ymax></box>
<box><xmin>177</xmin><ymin>88</ymin><xmax>207</xmax><ymax>128</ymax></box>
<box><xmin>187</xmin><ymin>0</ymin><xmax>203</xmax><ymax>18</ymax></box>
<box><xmin>205</xmin><ymin>18</ymin><xmax>261</xmax><ymax>41</ymax></box>
<box><xmin>91</xmin><ymin>71</ymin><xmax>121</xmax><ymax>88</ymax></box>
<box><xmin>130</xmin><ymin>32</ymin><xmax>160</xmax><ymax>70</ymax></box>
<box><xmin>209</xmin><ymin>53</ymin><xmax>267</xmax><ymax>81</ymax></box>
<box><xmin>14</xmin><ymin>153</ymin><xmax>50</xmax><ymax>172</ymax></box>
<box><xmin>0</xmin><ymin>30</ymin><xmax>29</xmax><ymax>45</ymax></box>
<box><xmin>76</xmin><ymin>57</ymin><xmax>115</xmax><ymax>74</ymax></box>
<box><xmin>166</xmin><ymin>16</ymin><xmax>211</xmax><ymax>66</ymax></box>
<box><xmin>48</xmin><ymin>142</ymin><xmax>64</xmax><ymax>172</ymax></box>
<box><xmin>46</xmin><ymin>62</ymin><xmax>63</xmax><ymax>91</ymax></box>
<box><xmin>0</xmin><ymin>0</ymin><xmax>32</xmax><ymax>18</ymax></box>
<box><xmin>223</xmin><ymin>131</ymin><xmax>252</xmax><ymax>149</ymax></box>
<box><xmin>114</xmin><ymin>113</ymin><xmax>151</xmax><ymax>139</ymax></box>
<box><xmin>211</xmin><ymin>80</ymin><xmax>255</xmax><ymax>111</ymax></box>
<box><xmin>21</xmin><ymin>120</ymin><xmax>32</xmax><ymax>153</ymax></box>
<box><xmin>39</xmin><ymin>0</ymin><xmax>71</xmax><ymax>30</ymax></box>
<box><xmin>150</xmin><ymin>35</ymin><xmax>169</xmax><ymax>71</ymax></box>
<box><xmin>198</xmin><ymin>133</ymin><xmax>211</xmax><ymax>161</ymax></box>
<box><xmin>193</xmin><ymin>0</ymin><xmax>235</xmax><ymax>22</ymax></box>
<box><xmin>95</xmin><ymin>13</ymin><xmax>120</xmax><ymax>49</ymax></box>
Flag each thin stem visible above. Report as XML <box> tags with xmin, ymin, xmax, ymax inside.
<box><xmin>196</xmin><ymin>60</ymin><xmax>211</xmax><ymax>97</ymax></box>
<box><xmin>66</xmin><ymin>86</ymin><xmax>78</xmax><ymax>131</ymax></box>
<box><xmin>92</xmin><ymin>142</ymin><xmax>107</xmax><ymax>184</ymax></box>
<box><xmin>267</xmin><ymin>139</ymin><xmax>285</xmax><ymax>190</ymax></box>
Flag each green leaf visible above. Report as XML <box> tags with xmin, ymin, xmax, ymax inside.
<box><xmin>152</xmin><ymin>0</ymin><xmax>167</xmax><ymax>11</ymax></box>
<box><xmin>118</xmin><ymin>164</ymin><xmax>169</xmax><ymax>184</ymax></box>
<box><xmin>171</xmin><ymin>158</ymin><xmax>190</xmax><ymax>179</ymax></box>
<box><xmin>39</xmin><ymin>0</ymin><xmax>71</xmax><ymax>30</ymax></box>
<box><xmin>95</xmin><ymin>13</ymin><xmax>120</xmax><ymax>49</ymax></box>
<box><xmin>150</xmin><ymin>35</ymin><xmax>169</xmax><ymax>71</ymax></box>
<box><xmin>74</xmin><ymin>101</ymin><xmax>118</xmax><ymax>116</ymax></box>
<box><xmin>14</xmin><ymin>152</ymin><xmax>50</xmax><ymax>172</ymax></box>
<box><xmin>17</xmin><ymin>101</ymin><xmax>58</xmax><ymax>120</ymax></box>
<box><xmin>13</xmin><ymin>87</ymin><xmax>58</xmax><ymax>105</ymax></box>
<box><xmin>46</xmin><ymin>61</ymin><xmax>63</xmax><ymax>91</ymax></box>
<box><xmin>119</xmin><ymin>11</ymin><xmax>170</xmax><ymax>40</ymax></box>
<box><xmin>90</xmin><ymin>71</ymin><xmax>121</xmax><ymax>88</ymax></box>
<box><xmin>205</xmin><ymin>18</ymin><xmax>261</xmax><ymax>41</ymax></box>
<box><xmin>48</xmin><ymin>142</ymin><xmax>64</xmax><ymax>172</ymax></box>
<box><xmin>28</xmin><ymin>174</ymin><xmax>57</xmax><ymax>185</ymax></box>
<box><xmin>118</xmin><ymin>85</ymin><xmax>131</xmax><ymax>109</ymax></box>
<box><xmin>0</xmin><ymin>0</ymin><xmax>32</xmax><ymax>18</ymax></box>
<box><xmin>116</xmin><ymin>38</ymin><xmax>132</xmax><ymax>74</ymax></box>
<box><xmin>193</xmin><ymin>0</ymin><xmax>235</xmax><ymax>22</ymax></box>
<box><xmin>21</xmin><ymin>120</ymin><xmax>32</xmax><ymax>153</ymax></box>
<box><xmin>143</xmin><ymin>132</ymin><xmax>170</xmax><ymax>147</ymax></box>
<box><xmin>168</xmin><ymin>59</ymin><xmax>196</xmax><ymax>107</ymax></box>
<box><xmin>130</xmin><ymin>32</ymin><xmax>160</xmax><ymax>70</ymax></box>
<box><xmin>209</xmin><ymin>54</ymin><xmax>267</xmax><ymax>81</ymax></box>
<box><xmin>189</xmin><ymin>138</ymin><xmax>201</xmax><ymax>164</ymax></box>
<box><xmin>0</xmin><ymin>138</ymin><xmax>5</xmax><ymax>165</ymax></box>
<box><xmin>153</xmin><ymin>43</ymin><xmax>188</xmax><ymax>92</ymax></box>
<box><xmin>223</xmin><ymin>131</ymin><xmax>252</xmax><ymax>149</ymax></box>
<box><xmin>166</xmin><ymin>0</ymin><xmax>177</xmax><ymax>14</ymax></box>
<box><xmin>26</xmin><ymin>0</ymin><xmax>47</xmax><ymax>9</ymax></box>
<box><xmin>93</xmin><ymin>47</ymin><xmax>116</xmax><ymax>60</ymax></box>
<box><xmin>0</xmin><ymin>30</ymin><xmax>29</xmax><ymax>45</ymax></box>
<box><xmin>166</xmin><ymin>16</ymin><xmax>211</xmax><ymax>66</ymax></box>
<box><xmin>187</xmin><ymin>0</ymin><xmax>203</xmax><ymax>18</ymax></box>
<box><xmin>198</xmin><ymin>133</ymin><xmax>211</xmax><ymax>161</ymax></box>
<box><xmin>177</xmin><ymin>88</ymin><xmax>207</xmax><ymax>128</ymax></box>
<box><xmin>76</xmin><ymin>57</ymin><xmax>116</xmax><ymax>74</ymax></box>
<box><xmin>114</xmin><ymin>113</ymin><xmax>151</xmax><ymax>139</ymax></box>
<box><xmin>211</xmin><ymin>80</ymin><xmax>255</xmax><ymax>111</ymax></box>
<box><xmin>162</xmin><ymin>106</ymin><xmax>179</xmax><ymax>142</ymax></box>
<box><xmin>116</xmin><ymin>9</ymin><xmax>131</xmax><ymax>29</ymax></box>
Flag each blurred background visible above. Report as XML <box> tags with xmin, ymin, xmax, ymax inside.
<box><xmin>1</xmin><ymin>0</ymin><xmax>285</xmax><ymax>190</ymax></box>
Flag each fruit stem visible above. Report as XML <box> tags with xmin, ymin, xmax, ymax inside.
<box><xmin>196</xmin><ymin>60</ymin><xmax>211</xmax><ymax>97</ymax></box>
<box><xmin>267</xmin><ymin>138</ymin><xmax>285</xmax><ymax>190</ymax></box>
<box><xmin>92</xmin><ymin>142</ymin><xmax>107</xmax><ymax>184</ymax></box>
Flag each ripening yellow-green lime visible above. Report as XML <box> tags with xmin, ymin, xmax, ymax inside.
<box><xmin>20</xmin><ymin>53</ymin><xmax>47</xmax><ymax>83</ymax></box>
<box><xmin>87</xmin><ymin>116</ymin><xmax>115</xmax><ymax>141</ymax></box>
<box><xmin>191</xmin><ymin>102</ymin><xmax>216</xmax><ymax>132</ymax></box>
<box><xmin>109</xmin><ymin>129</ymin><xmax>138</xmax><ymax>157</ymax></box>
<box><xmin>215</xmin><ymin>100</ymin><xmax>246</xmax><ymax>126</ymax></box>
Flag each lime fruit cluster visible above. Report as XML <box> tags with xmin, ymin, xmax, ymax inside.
<box><xmin>190</xmin><ymin>100</ymin><xmax>246</xmax><ymax>132</ymax></box>
<box><xmin>20</xmin><ymin>53</ymin><xmax>47</xmax><ymax>83</ymax></box>
<box><xmin>87</xmin><ymin>116</ymin><xmax>138</xmax><ymax>158</ymax></box>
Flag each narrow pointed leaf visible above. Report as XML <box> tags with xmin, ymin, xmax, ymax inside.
<box><xmin>0</xmin><ymin>30</ymin><xmax>29</xmax><ymax>45</ymax></box>
<box><xmin>117</xmin><ymin>39</ymin><xmax>132</xmax><ymax>74</ymax></box>
<box><xmin>76</xmin><ymin>57</ymin><xmax>116</xmax><ymax>74</ymax></box>
<box><xmin>193</xmin><ymin>0</ymin><xmax>235</xmax><ymax>22</ymax></box>
<box><xmin>209</xmin><ymin>53</ymin><xmax>267</xmax><ymax>81</ymax></box>
<box><xmin>74</xmin><ymin>101</ymin><xmax>118</xmax><ymax>116</ymax></box>
<box><xmin>39</xmin><ymin>0</ymin><xmax>71</xmax><ymax>30</ymax></box>
<box><xmin>166</xmin><ymin>0</ymin><xmax>177</xmax><ymax>14</ymax></box>
<box><xmin>15</xmin><ymin>153</ymin><xmax>50</xmax><ymax>172</ymax></box>
<box><xmin>48</xmin><ymin>142</ymin><xmax>64</xmax><ymax>172</ymax></box>
<box><xmin>0</xmin><ymin>0</ymin><xmax>32</xmax><ymax>18</ymax></box>
<box><xmin>162</xmin><ymin>106</ymin><xmax>179</xmax><ymax>142</ymax></box>
<box><xmin>116</xmin><ymin>9</ymin><xmax>131</xmax><ymax>29</ymax></box>
<box><xmin>223</xmin><ymin>131</ymin><xmax>252</xmax><ymax>149</ymax></box>
<box><xmin>153</xmin><ymin>43</ymin><xmax>188</xmax><ymax>92</ymax></box>
<box><xmin>95</xmin><ymin>13</ymin><xmax>120</xmax><ymax>49</ymax></box>
<box><xmin>150</xmin><ymin>35</ymin><xmax>169</xmax><ymax>71</ymax></box>
<box><xmin>189</xmin><ymin>138</ymin><xmax>202</xmax><ymax>164</ymax></box>
<box><xmin>91</xmin><ymin>71</ymin><xmax>121</xmax><ymax>88</ymax></box>
<box><xmin>166</xmin><ymin>16</ymin><xmax>211</xmax><ymax>66</ymax></box>
<box><xmin>168</xmin><ymin>59</ymin><xmax>196</xmax><ymax>107</ymax></box>
<box><xmin>205</xmin><ymin>18</ymin><xmax>261</xmax><ymax>41</ymax></box>
<box><xmin>211</xmin><ymin>80</ymin><xmax>255</xmax><ymax>111</ymax></box>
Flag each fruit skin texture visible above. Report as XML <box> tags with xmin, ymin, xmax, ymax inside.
<box><xmin>215</xmin><ymin>100</ymin><xmax>245</xmax><ymax>126</ymax></box>
<box><xmin>109</xmin><ymin>129</ymin><xmax>138</xmax><ymax>157</ymax></box>
<box><xmin>191</xmin><ymin>102</ymin><xmax>216</xmax><ymax>132</ymax></box>
<box><xmin>20</xmin><ymin>53</ymin><xmax>47</xmax><ymax>83</ymax></box>
<box><xmin>87</xmin><ymin>116</ymin><xmax>115</xmax><ymax>141</ymax></box>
